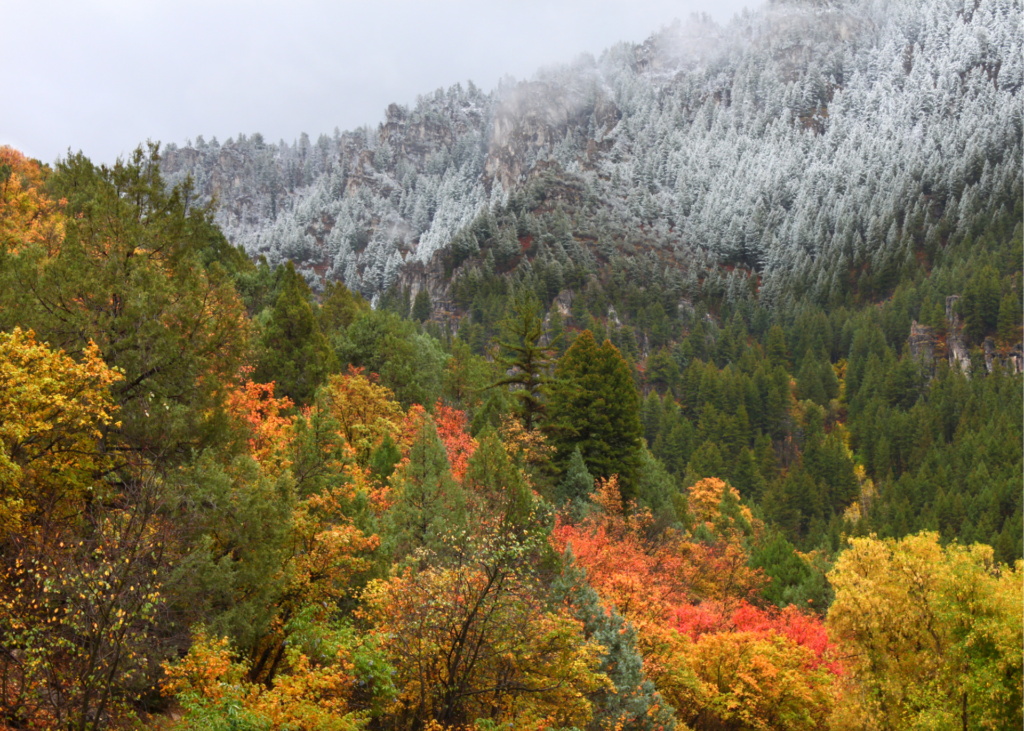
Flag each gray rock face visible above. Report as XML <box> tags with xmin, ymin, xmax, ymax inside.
<box><xmin>945</xmin><ymin>295</ymin><xmax>971</xmax><ymax>376</ymax></box>
<box><xmin>1010</xmin><ymin>343</ymin><xmax>1024</xmax><ymax>374</ymax></box>
<box><xmin>483</xmin><ymin>81</ymin><xmax>619</xmax><ymax>190</ymax></box>
<box><xmin>911</xmin><ymin>296</ymin><xmax>1024</xmax><ymax>378</ymax></box>
<box><xmin>551</xmin><ymin>289</ymin><xmax>574</xmax><ymax>318</ymax></box>
<box><xmin>982</xmin><ymin>336</ymin><xmax>1024</xmax><ymax>375</ymax></box>
<box><xmin>983</xmin><ymin>337</ymin><xmax>998</xmax><ymax>374</ymax></box>
<box><xmin>394</xmin><ymin>252</ymin><xmax>458</xmax><ymax>328</ymax></box>
<box><xmin>908</xmin><ymin>320</ymin><xmax>937</xmax><ymax>366</ymax></box>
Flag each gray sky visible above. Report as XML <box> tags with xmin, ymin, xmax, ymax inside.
<box><xmin>4</xmin><ymin>0</ymin><xmax>752</xmax><ymax>166</ymax></box>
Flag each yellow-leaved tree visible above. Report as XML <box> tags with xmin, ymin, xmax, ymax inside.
<box><xmin>0</xmin><ymin>328</ymin><xmax>169</xmax><ymax>730</ymax></box>
<box><xmin>0</xmin><ymin>327</ymin><xmax>122</xmax><ymax>531</ymax></box>
<box><xmin>827</xmin><ymin>532</ymin><xmax>1023</xmax><ymax>731</ymax></box>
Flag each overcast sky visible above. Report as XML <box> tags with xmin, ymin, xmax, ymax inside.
<box><xmin>5</xmin><ymin>0</ymin><xmax>752</xmax><ymax>166</ymax></box>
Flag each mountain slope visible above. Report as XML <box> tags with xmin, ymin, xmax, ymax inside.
<box><xmin>161</xmin><ymin>0</ymin><xmax>1022</xmax><ymax>307</ymax></box>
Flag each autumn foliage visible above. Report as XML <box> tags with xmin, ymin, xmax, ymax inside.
<box><xmin>554</xmin><ymin>476</ymin><xmax>839</xmax><ymax>730</ymax></box>
<box><xmin>1</xmin><ymin>142</ymin><xmax>1020</xmax><ymax>731</ymax></box>
<box><xmin>0</xmin><ymin>327</ymin><xmax>122</xmax><ymax>532</ymax></box>
<box><xmin>0</xmin><ymin>146</ymin><xmax>65</xmax><ymax>256</ymax></box>
<box><xmin>224</xmin><ymin>368</ymin><xmax>296</xmax><ymax>473</ymax></box>
<box><xmin>430</xmin><ymin>400</ymin><xmax>477</xmax><ymax>482</ymax></box>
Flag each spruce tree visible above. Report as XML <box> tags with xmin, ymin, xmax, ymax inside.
<box><xmin>997</xmin><ymin>291</ymin><xmax>1022</xmax><ymax>345</ymax></box>
<box><xmin>552</xmin><ymin>551</ymin><xmax>677</xmax><ymax>731</ymax></box>
<box><xmin>766</xmin><ymin>324</ymin><xmax>790</xmax><ymax>369</ymax></box>
<box><xmin>796</xmin><ymin>352</ymin><xmax>828</xmax><ymax>406</ymax></box>
<box><xmin>556</xmin><ymin>447</ymin><xmax>594</xmax><ymax>506</ymax></box>
<box><xmin>961</xmin><ymin>266</ymin><xmax>1001</xmax><ymax>343</ymax></box>
<box><xmin>386</xmin><ymin>417</ymin><xmax>466</xmax><ymax>562</ymax></box>
<box><xmin>411</xmin><ymin>288</ymin><xmax>432</xmax><ymax>323</ymax></box>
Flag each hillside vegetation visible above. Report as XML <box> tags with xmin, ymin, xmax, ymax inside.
<box><xmin>0</xmin><ymin>0</ymin><xmax>1021</xmax><ymax>728</ymax></box>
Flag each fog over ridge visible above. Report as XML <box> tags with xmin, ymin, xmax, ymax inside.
<box><xmin>2</xmin><ymin>0</ymin><xmax>751</xmax><ymax>165</ymax></box>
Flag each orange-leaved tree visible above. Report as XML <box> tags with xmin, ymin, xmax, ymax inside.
<box><xmin>0</xmin><ymin>146</ymin><xmax>65</xmax><ymax>256</ymax></box>
<box><xmin>224</xmin><ymin>367</ymin><xmax>296</xmax><ymax>474</ymax></box>
<box><xmin>431</xmin><ymin>399</ymin><xmax>477</xmax><ymax>482</ymax></box>
<box><xmin>554</xmin><ymin>476</ymin><xmax>838</xmax><ymax>730</ymax></box>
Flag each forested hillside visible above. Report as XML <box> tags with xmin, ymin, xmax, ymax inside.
<box><xmin>162</xmin><ymin>0</ymin><xmax>1020</xmax><ymax>307</ymax></box>
<box><xmin>0</xmin><ymin>0</ymin><xmax>1021</xmax><ymax>728</ymax></box>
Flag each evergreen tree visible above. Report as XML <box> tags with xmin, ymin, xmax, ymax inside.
<box><xmin>556</xmin><ymin>447</ymin><xmax>594</xmax><ymax>506</ymax></box>
<box><xmin>2</xmin><ymin>144</ymin><xmax>252</xmax><ymax>460</ymax></box>
<box><xmin>255</xmin><ymin>262</ymin><xmax>337</xmax><ymax>404</ymax></box>
<box><xmin>731</xmin><ymin>446</ymin><xmax>766</xmax><ymax>500</ymax></box>
<box><xmin>552</xmin><ymin>552</ymin><xmax>677</xmax><ymax>731</ymax></box>
<box><xmin>641</xmin><ymin>391</ymin><xmax>664</xmax><ymax>446</ymax></box>
<box><xmin>749</xmin><ymin>530</ymin><xmax>832</xmax><ymax>610</ymax></box>
<box><xmin>411</xmin><ymin>288</ymin><xmax>432</xmax><ymax>323</ymax></box>
<box><xmin>766</xmin><ymin>324</ymin><xmax>790</xmax><ymax>370</ymax></box>
<box><xmin>319</xmin><ymin>279</ymin><xmax>368</xmax><ymax>333</ymax></box>
<box><xmin>491</xmin><ymin>290</ymin><xmax>557</xmax><ymax>430</ymax></box>
<box><xmin>634</xmin><ymin>446</ymin><xmax>680</xmax><ymax>521</ymax></box>
<box><xmin>796</xmin><ymin>353</ymin><xmax>828</xmax><ymax>407</ymax></box>
<box><xmin>961</xmin><ymin>266</ymin><xmax>1001</xmax><ymax>343</ymax></box>
<box><xmin>684</xmin><ymin>441</ymin><xmax>725</xmax><ymax>485</ymax></box>
<box><xmin>646</xmin><ymin>347</ymin><xmax>681</xmax><ymax>394</ymax></box>
<box><xmin>547</xmin><ymin>308</ymin><xmax>567</xmax><ymax>357</ymax></box>
<box><xmin>463</xmin><ymin>431</ymin><xmax>535</xmax><ymax>535</ymax></box>
<box><xmin>997</xmin><ymin>291</ymin><xmax>1022</xmax><ymax>345</ymax></box>
<box><xmin>387</xmin><ymin>417</ymin><xmax>467</xmax><ymax>562</ymax></box>
<box><xmin>547</xmin><ymin>331</ymin><xmax>643</xmax><ymax>497</ymax></box>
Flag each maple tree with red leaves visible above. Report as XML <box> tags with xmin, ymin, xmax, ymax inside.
<box><xmin>553</xmin><ymin>475</ymin><xmax>840</xmax><ymax>730</ymax></box>
<box><xmin>430</xmin><ymin>400</ymin><xmax>477</xmax><ymax>482</ymax></box>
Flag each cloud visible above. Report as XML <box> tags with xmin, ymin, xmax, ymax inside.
<box><xmin>2</xmin><ymin>0</ymin><xmax>752</xmax><ymax>164</ymax></box>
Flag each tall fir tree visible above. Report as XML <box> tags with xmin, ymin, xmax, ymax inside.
<box><xmin>547</xmin><ymin>330</ymin><xmax>643</xmax><ymax>498</ymax></box>
<box><xmin>386</xmin><ymin>416</ymin><xmax>467</xmax><ymax>562</ymax></box>
<box><xmin>411</xmin><ymin>288</ymin><xmax>432</xmax><ymax>323</ymax></box>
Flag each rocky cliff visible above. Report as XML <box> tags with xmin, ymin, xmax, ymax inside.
<box><xmin>909</xmin><ymin>295</ymin><xmax>1023</xmax><ymax>377</ymax></box>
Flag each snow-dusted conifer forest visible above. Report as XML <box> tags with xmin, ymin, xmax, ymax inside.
<box><xmin>161</xmin><ymin>0</ymin><xmax>1021</xmax><ymax>303</ymax></box>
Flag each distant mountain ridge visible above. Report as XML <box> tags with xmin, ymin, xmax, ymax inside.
<box><xmin>160</xmin><ymin>0</ymin><xmax>1022</xmax><ymax>305</ymax></box>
